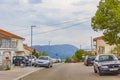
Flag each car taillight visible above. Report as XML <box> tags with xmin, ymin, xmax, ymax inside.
<box><xmin>87</xmin><ymin>58</ymin><xmax>90</xmax><ymax>61</ymax></box>
<box><xmin>34</xmin><ymin>59</ymin><xmax>36</xmax><ymax>61</ymax></box>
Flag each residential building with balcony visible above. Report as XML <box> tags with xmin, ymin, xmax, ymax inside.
<box><xmin>0</xmin><ymin>29</ymin><xmax>25</xmax><ymax>69</ymax></box>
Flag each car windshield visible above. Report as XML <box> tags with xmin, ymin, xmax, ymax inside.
<box><xmin>27</xmin><ymin>56</ymin><xmax>34</xmax><ymax>59</ymax></box>
<box><xmin>99</xmin><ymin>55</ymin><xmax>115</xmax><ymax>62</ymax></box>
<box><xmin>13</xmin><ymin>56</ymin><xmax>23</xmax><ymax>60</ymax></box>
<box><xmin>38</xmin><ymin>57</ymin><xmax>48</xmax><ymax>60</ymax></box>
<box><xmin>88</xmin><ymin>55</ymin><xmax>96</xmax><ymax>59</ymax></box>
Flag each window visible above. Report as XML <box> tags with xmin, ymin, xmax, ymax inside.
<box><xmin>98</xmin><ymin>46</ymin><xmax>105</xmax><ymax>54</ymax></box>
<box><xmin>1</xmin><ymin>39</ymin><xmax>11</xmax><ymax>48</ymax></box>
<box><xmin>38</xmin><ymin>57</ymin><xmax>48</xmax><ymax>60</ymax></box>
<box><xmin>0</xmin><ymin>38</ymin><xmax>2</xmax><ymax>48</ymax></box>
<box><xmin>11</xmin><ymin>39</ymin><xmax>17</xmax><ymax>48</ymax></box>
<box><xmin>99</xmin><ymin>55</ymin><xmax>115</xmax><ymax>62</ymax></box>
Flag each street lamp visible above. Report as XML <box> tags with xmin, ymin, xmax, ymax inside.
<box><xmin>31</xmin><ymin>25</ymin><xmax>36</xmax><ymax>66</ymax></box>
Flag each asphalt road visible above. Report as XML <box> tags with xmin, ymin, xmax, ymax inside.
<box><xmin>21</xmin><ymin>63</ymin><xmax>120</xmax><ymax>80</ymax></box>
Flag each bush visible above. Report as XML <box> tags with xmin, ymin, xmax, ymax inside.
<box><xmin>65</xmin><ymin>57</ymin><xmax>71</xmax><ymax>63</ymax></box>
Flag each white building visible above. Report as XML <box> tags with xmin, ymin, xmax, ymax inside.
<box><xmin>0</xmin><ymin>29</ymin><xmax>25</xmax><ymax>69</ymax></box>
<box><xmin>93</xmin><ymin>36</ymin><xmax>115</xmax><ymax>54</ymax></box>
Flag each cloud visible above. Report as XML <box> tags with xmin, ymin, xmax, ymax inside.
<box><xmin>0</xmin><ymin>0</ymin><xmax>102</xmax><ymax>49</ymax></box>
<box><xmin>0</xmin><ymin>0</ymin><xmax>19</xmax><ymax>4</ymax></box>
<box><xmin>29</xmin><ymin>0</ymin><xmax>42</xmax><ymax>4</ymax></box>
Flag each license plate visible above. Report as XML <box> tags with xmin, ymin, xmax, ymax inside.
<box><xmin>109</xmin><ymin>68</ymin><xmax>118</xmax><ymax>71</ymax></box>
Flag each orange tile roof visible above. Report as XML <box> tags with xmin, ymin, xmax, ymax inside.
<box><xmin>0</xmin><ymin>29</ymin><xmax>24</xmax><ymax>39</ymax></box>
<box><xmin>23</xmin><ymin>44</ymin><xmax>32</xmax><ymax>51</ymax></box>
<box><xmin>93</xmin><ymin>36</ymin><xmax>104</xmax><ymax>41</ymax></box>
<box><xmin>23</xmin><ymin>44</ymin><xmax>40</xmax><ymax>53</ymax></box>
<box><xmin>0</xmin><ymin>33</ymin><xmax>9</xmax><ymax>39</ymax></box>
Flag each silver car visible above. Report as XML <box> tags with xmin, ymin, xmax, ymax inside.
<box><xmin>93</xmin><ymin>54</ymin><xmax>120</xmax><ymax>76</ymax></box>
<box><xmin>27</xmin><ymin>55</ymin><xmax>37</xmax><ymax>66</ymax></box>
<box><xmin>34</xmin><ymin>56</ymin><xmax>53</xmax><ymax>68</ymax></box>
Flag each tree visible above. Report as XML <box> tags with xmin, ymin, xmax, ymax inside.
<box><xmin>73</xmin><ymin>49</ymin><xmax>89</xmax><ymax>62</ymax></box>
<box><xmin>32</xmin><ymin>49</ymin><xmax>41</xmax><ymax>58</ymax></box>
<box><xmin>91</xmin><ymin>0</ymin><xmax>120</xmax><ymax>55</ymax></box>
<box><xmin>65</xmin><ymin>57</ymin><xmax>71</xmax><ymax>63</ymax></box>
<box><xmin>72</xmin><ymin>54</ymin><xmax>78</xmax><ymax>62</ymax></box>
<box><xmin>41</xmin><ymin>51</ymin><xmax>48</xmax><ymax>56</ymax></box>
<box><xmin>110</xmin><ymin>44</ymin><xmax>120</xmax><ymax>56</ymax></box>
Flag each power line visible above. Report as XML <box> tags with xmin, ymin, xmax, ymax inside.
<box><xmin>10</xmin><ymin>28</ymin><xmax>28</xmax><ymax>32</ymax></box>
<box><xmin>47</xmin><ymin>17</ymin><xmax>89</xmax><ymax>26</ymax></box>
<box><xmin>23</xmin><ymin>19</ymin><xmax>89</xmax><ymax>36</ymax></box>
<box><xmin>8</xmin><ymin>17</ymin><xmax>89</xmax><ymax>32</ymax></box>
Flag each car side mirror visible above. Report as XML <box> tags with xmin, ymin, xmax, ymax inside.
<box><xmin>118</xmin><ymin>58</ymin><xmax>120</xmax><ymax>60</ymax></box>
<box><xmin>95</xmin><ymin>60</ymin><xmax>99</xmax><ymax>62</ymax></box>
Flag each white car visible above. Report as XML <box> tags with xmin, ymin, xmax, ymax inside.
<box><xmin>27</xmin><ymin>55</ymin><xmax>37</xmax><ymax>66</ymax></box>
<box><xmin>34</xmin><ymin>56</ymin><xmax>53</xmax><ymax>68</ymax></box>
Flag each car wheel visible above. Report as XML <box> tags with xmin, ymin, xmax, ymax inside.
<box><xmin>34</xmin><ymin>64</ymin><xmax>37</xmax><ymax>67</ymax></box>
<box><xmin>47</xmin><ymin>64</ymin><xmax>51</xmax><ymax>68</ymax></box>
<box><xmin>94</xmin><ymin>67</ymin><xmax>97</xmax><ymax>73</ymax></box>
<box><xmin>50</xmin><ymin>65</ymin><xmax>53</xmax><ymax>67</ymax></box>
<box><xmin>86</xmin><ymin>64</ymin><xmax>88</xmax><ymax>66</ymax></box>
<box><xmin>98</xmin><ymin>68</ymin><xmax>103</xmax><ymax>76</ymax></box>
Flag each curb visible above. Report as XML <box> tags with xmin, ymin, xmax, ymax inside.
<box><xmin>13</xmin><ymin>63</ymin><xmax>61</xmax><ymax>80</ymax></box>
<box><xmin>13</xmin><ymin>68</ymin><xmax>42</xmax><ymax>80</ymax></box>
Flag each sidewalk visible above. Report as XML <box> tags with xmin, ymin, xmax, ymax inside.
<box><xmin>0</xmin><ymin>66</ymin><xmax>42</xmax><ymax>80</ymax></box>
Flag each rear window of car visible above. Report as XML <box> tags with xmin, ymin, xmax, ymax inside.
<box><xmin>88</xmin><ymin>55</ymin><xmax>96</xmax><ymax>59</ymax></box>
<box><xmin>38</xmin><ymin>57</ymin><xmax>48</xmax><ymax>60</ymax></box>
<box><xmin>99</xmin><ymin>55</ymin><xmax>115</xmax><ymax>62</ymax></box>
<box><xmin>13</xmin><ymin>56</ymin><xmax>24</xmax><ymax>60</ymax></box>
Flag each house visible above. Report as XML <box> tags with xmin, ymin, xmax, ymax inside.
<box><xmin>23</xmin><ymin>44</ymin><xmax>40</xmax><ymax>56</ymax></box>
<box><xmin>93</xmin><ymin>36</ymin><xmax>115</xmax><ymax>54</ymax></box>
<box><xmin>0</xmin><ymin>29</ymin><xmax>25</xmax><ymax>69</ymax></box>
<box><xmin>23</xmin><ymin>44</ymin><xmax>32</xmax><ymax>55</ymax></box>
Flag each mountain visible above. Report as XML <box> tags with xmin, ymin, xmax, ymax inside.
<box><xmin>33</xmin><ymin>44</ymin><xmax>78</xmax><ymax>59</ymax></box>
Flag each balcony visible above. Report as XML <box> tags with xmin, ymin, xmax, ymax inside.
<box><xmin>0</xmin><ymin>41</ymin><xmax>17</xmax><ymax>50</ymax></box>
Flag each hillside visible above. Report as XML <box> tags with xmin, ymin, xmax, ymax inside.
<box><xmin>33</xmin><ymin>44</ymin><xmax>78</xmax><ymax>59</ymax></box>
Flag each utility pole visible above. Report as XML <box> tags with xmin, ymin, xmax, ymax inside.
<box><xmin>48</xmin><ymin>41</ymin><xmax>51</xmax><ymax>56</ymax></box>
<box><xmin>80</xmin><ymin>45</ymin><xmax>82</xmax><ymax>50</ymax></box>
<box><xmin>31</xmin><ymin>25</ymin><xmax>36</xmax><ymax>66</ymax></box>
<box><xmin>48</xmin><ymin>41</ymin><xmax>51</xmax><ymax>46</ymax></box>
<box><xmin>91</xmin><ymin>36</ymin><xmax>93</xmax><ymax>54</ymax></box>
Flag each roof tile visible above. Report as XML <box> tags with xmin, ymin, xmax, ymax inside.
<box><xmin>0</xmin><ymin>29</ymin><xmax>24</xmax><ymax>39</ymax></box>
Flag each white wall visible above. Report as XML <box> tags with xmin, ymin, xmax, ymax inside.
<box><xmin>96</xmin><ymin>39</ymin><xmax>115</xmax><ymax>54</ymax></box>
<box><xmin>16</xmin><ymin>39</ymin><xmax>24</xmax><ymax>51</ymax></box>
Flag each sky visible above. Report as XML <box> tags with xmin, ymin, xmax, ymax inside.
<box><xmin>0</xmin><ymin>0</ymin><xmax>103</xmax><ymax>49</ymax></box>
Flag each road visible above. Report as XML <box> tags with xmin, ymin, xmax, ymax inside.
<box><xmin>21</xmin><ymin>63</ymin><xmax>120</xmax><ymax>80</ymax></box>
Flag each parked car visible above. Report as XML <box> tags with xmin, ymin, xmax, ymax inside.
<box><xmin>51</xmin><ymin>58</ymin><xmax>62</xmax><ymax>63</ymax></box>
<box><xmin>27</xmin><ymin>55</ymin><xmax>36</xmax><ymax>66</ymax></box>
<box><xmin>51</xmin><ymin>58</ymin><xmax>57</xmax><ymax>63</ymax></box>
<box><xmin>34</xmin><ymin>56</ymin><xmax>53</xmax><ymax>68</ymax></box>
<box><xmin>56</xmin><ymin>58</ymin><xmax>62</xmax><ymax>63</ymax></box>
<box><xmin>93</xmin><ymin>54</ymin><xmax>120</xmax><ymax>76</ymax></box>
<box><xmin>13</xmin><ymin>56</ymin><xmax>29</xmax><ymax>66</ymax></box>
<box><xmin>84</xmin><ymin>55</ymin><xmax>96</xmax><ymax>66</ymax></box>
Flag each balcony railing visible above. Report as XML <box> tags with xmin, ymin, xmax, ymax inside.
<box><xmin>0</xmin><ymin>41</ymin><xmax>17</xmax><ymax>49</ymax></box>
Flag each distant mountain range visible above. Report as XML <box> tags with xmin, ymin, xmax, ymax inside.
<box><xmin>33</xmin><ymin>44</ymin><xmax>78</xmax><ymax>59</ymax></box>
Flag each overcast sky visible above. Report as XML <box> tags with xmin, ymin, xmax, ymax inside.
<box><xmin>0</xmin><ymin>0</ymin><xmax>103</xmax><ymax>49</ymax></box>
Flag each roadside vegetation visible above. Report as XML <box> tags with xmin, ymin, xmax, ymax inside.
<box><xmin>32</xmin><ymin>49</ymin><xmax>48</xmax><ymax>58</ymax></box>
<box><xmin>65</xmin><ymin>49</ymin><xmax>91</xmax><ymax>63</ymax></box>
<box><xmin>91</xmin><ymin>0</ymin><xmax>120</xmax><ymax>56</ymax></box>
<box><xmin>72</xmin><ymin>49</ymin><xmax>90</xmax><ymax>62</ymax></box>
<box><xmin>65</xmin><ymin>57</ymin><xmax>72</xmax><ymax>63</ymax></box>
